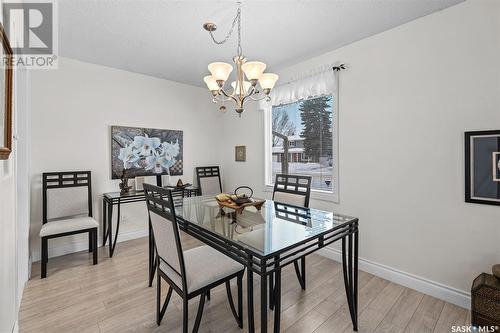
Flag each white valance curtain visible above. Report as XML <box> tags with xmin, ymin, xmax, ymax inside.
<box><xmin>270</xmin><ymin>65</ymin><xmax>338</xmax><ymax>106</ymax></box>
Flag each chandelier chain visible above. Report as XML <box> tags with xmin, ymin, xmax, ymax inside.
<box><xmin>208</xmin><ymin>3</ymin><xmax>242</xmax><ymax>56</ymax></box>
<box><xmin>237</xmin><ymin>5</ymin><xmax>242</xmax><ymax>56</ymax></box>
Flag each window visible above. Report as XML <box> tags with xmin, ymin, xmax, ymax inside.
<box><xmin>269</xmin><ymin>95</ymin><xmax>335</xmax><ymax>193</ymax></box>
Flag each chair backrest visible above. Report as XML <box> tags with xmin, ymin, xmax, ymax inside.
<box><xmin>170</xmin><ymin>188</ymin><xmax>184</xmax><ymax>207</ymax></box>
<box><xmin>143</xmin><ymin>183</ymin><xmax>187</xmax><ymax>292</ymax></box>
<box><xmin>42</xmin><ymin>171</ymin><xmax>92</xmax><ymax>224</ymax></box>
<box><xmin>274</xmin><ymin>202</ymin><xmax>312</xmax><ymax>227</ymax></box>
<box><xmin>272</xmin><ymin>174</ymin><xmax>312</xmax><ymax>208</ymax></box>
<box><xmin>196</xmin><ymin>166</ymin><xmax>222</xmax><ymax>196</ymax></box>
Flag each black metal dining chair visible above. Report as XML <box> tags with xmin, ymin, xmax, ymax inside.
<box><xmin>144</xmin><ymin>184</ymin><xmax>245</xmax><ymax>333</ymax></box>
<box><xmin>195</xmin><ymin>166</ymin><xmax>223</xmax><ymax>196</ymax></box>
<box><xmin>272</xmin><ymin>174</ymin><xmax>312</xmax><ymax>296</ymax></box>
<box><xmin>170</xmin><ymin>187</ymin><xmax>185</xmax><ymax>206</ymax></box>
<box><xmin>39</xmin><ymin>171</ymin><xmax>98</xmax><ymax>278</ymax></box>
<box><xmin>272</xmin><ymin>174</ymin><xmax>312</xmax><ymax>208</ymax></box>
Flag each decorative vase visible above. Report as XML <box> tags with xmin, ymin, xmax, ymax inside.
<box><xmin>119</xmin><ymin>169</ymin><xmax>132</xmax><ymax>194</ymax></box>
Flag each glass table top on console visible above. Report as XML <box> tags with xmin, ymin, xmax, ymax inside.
<box><xmin>102</xmin><ymin>185</ymin><xmax>199</xmax><ymax>257</ymax></box>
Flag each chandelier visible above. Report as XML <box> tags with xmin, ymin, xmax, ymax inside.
<box><xmin>202</xmin><ymin>3</ymin><xmax>279</xmax><ymax>116</ymax></box>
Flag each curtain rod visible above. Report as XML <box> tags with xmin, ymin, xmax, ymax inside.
<box><xmin>280</xmin><ymin>63</ymin><xmax>346</xmax><ymax>86</ymax></box>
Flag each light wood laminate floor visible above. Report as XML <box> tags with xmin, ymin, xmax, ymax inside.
<box><xmin>19</xmin><ymin>235</ymin><xmax>469</xmax><ymax>333</ymax></box>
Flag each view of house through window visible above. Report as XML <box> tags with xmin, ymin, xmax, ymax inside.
<box><xmin>271</xmin><ymin>95</ymin><xmax>334</xmax><ymax>192</ymax></box>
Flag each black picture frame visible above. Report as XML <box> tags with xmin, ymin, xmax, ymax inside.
<box><xmin>465</xmin><ymin>130</ymin><xmax>500</xmax><ymax>206</ymax></box>
<box><xmin>0</xmin><ymin>22</ymin><xmax>13</xmax><ymax>160</ymax></box>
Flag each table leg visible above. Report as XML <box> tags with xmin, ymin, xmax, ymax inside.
<box><xmin>102</xmin><ymin>199</ymin><xmax>107</xmax><ymax>246</ymax></box>
<box><xmin>273</xmin><ymin>268</ymin><xmax>281</xmax><ymax>333</ymax></box>
<box><xmin>247</xmin><ymin>256</ymin><xmax>255</xmax><ymax>333</ymax></box>
<box><xmin>353</xmin><ymin>224</ymin><xmax>359</xmax><ymax>330</ymax></box>
<box><xmin>269</xmin><ymin>272</ymin><xmax>274</xmax><ymax>310</ymax></box>
<box><xmin>301</xmin><ymin>256</ymin><xmax>306</xmax><ymax>288</ymax></box>
<box><xmin>109</xmin><ymin>200</ymin><xmax>121</xmax><ymax>257</ymax></box>
<box><xmin>108</xmin><ymin>202</ymin><xmax>113</xmax><ymax>257</ymax></box>
<box><xmin>342</xmin><ymin>225</ymin><xmax>358</xmax><ymax>331</ymax></box>
<box><xmin>260</xmin><ymin>259</ymin><xmax>268</xmax><ymax>333</ymax></box>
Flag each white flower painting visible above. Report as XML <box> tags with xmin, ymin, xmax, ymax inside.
<box><xmin>111</xmin><ymin>126</ymin><xmax>183</xmax><ymax>179</ymax></box>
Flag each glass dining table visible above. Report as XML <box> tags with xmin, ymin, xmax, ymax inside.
<box><xmin>148</xmin><ymin>196</ymin><xmax>359</xmax><ymax>333</ymax></box>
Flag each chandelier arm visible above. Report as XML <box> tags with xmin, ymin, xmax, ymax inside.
<box><xmin>242</xmin><ymin>85</ymin><xmax>256</xmax><ymax>99</ymax></box>
<box><xmin>219</xmin><ymin>88</ymin><xmax>239</xmax><ymax>104</ymax></box>
<box><xmin>242</xmin><ymin>86</ymin><xmax>265</xmax><ymax>101</ymax></box>
<box><xmin>214</xmin><ymin>94</ymin><xmax>234</xmax><ymax>103</ymax></box>
<box><xmin>240</xmin><ymin>90</ymin><xmax>258</xmax><ymax>105</ymax></box>
<box><xmin>248</xmin><ymin>94</ymin><xmax>269</xmax><ymax>102</ymax></box>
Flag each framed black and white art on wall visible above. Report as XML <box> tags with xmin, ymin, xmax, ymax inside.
<box><xmin>111</xmin><ymin>125</ymin><xmax>183</xmax><ymax>179</ymax></box>
<box><xmin>465</xmin><ymin>130</ymin><xmax>500</xmax><ymax>206</ymax></box>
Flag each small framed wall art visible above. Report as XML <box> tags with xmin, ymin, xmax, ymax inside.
<box><xmin>465</xmin><ymin>130</ymin><xmax>500</xmax><ymax>205</ymax></box>
<box><xmin>235</xmin><ymin>145</ymin><xmax>246</xmax><ymax>162</ymax></box>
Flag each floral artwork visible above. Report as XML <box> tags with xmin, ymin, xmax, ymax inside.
<box><xmin>111</xmin><ymin>126</ymin><xmax>183</xmax><ymax>179</ymax></box>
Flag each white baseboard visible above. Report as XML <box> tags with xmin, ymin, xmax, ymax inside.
<box><xmin>12</xmin><ymin>321</ymin><xmax>18</xmax><ymax>333</ymax></box>
<box><xmin>31</xmin><ymin>228</ymin><xmax>149</xmax><ymax>262</ymax></box>
<box><xmin>317</xmin><ymin>247</ymin><xmax>471</xmax><ymax>309</ymax></box>
<box><xmin>28</xmin><ymin>255</ymin><xmax>32</xmax><ymax>280</ymax></box>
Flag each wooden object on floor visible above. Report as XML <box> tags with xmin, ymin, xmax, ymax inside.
<box><xmin>471</xmin><ymin>273</ymin><xmax>500</xmax><ymax>328</ymax></box>
<box><xmin>216</xmin><ymin>197</ymin><xmax>265</xmax><ymax>214</ymax></box>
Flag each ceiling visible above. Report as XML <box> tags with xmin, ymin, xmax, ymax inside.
<box><xmin>59</xmin><ymin>0</ymin><xmax>463</xmax><ymax>87</ymax></box>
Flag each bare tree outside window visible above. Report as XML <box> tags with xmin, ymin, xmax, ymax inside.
<box><xmin>272</xmin><ymin>109</ymin><xmax>296</xmax><ymax>146</ymax></box>
<box><xmin>271</xmin><ymin>96</ymin><xmax>334</xmax><ymax>192</ymax></box>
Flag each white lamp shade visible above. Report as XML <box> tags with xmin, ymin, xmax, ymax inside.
<box><xmin>208</xmin><ymin>62</ymin><xmax>233</xmax><ymax>82</ymax></box>
<box><xmin>259</xmin><ymin>73</ymin><xmax>279</xmax><ymax>90</ymax></box>
<box><xmin>231</xmin><ymin>80</ymin><xmax>252</xmax><ymax>96</ymax></box>
<box><xmin>203</xmin><ymin>75</ymin><xmax>219</xmax><ymax>91</ymax></box>
<box><xmin>241</xmin><ymin>61</ymin><xmax>266</xmax><ymax>80</ymax></box>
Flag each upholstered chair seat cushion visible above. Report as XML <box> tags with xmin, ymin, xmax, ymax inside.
<box><xmin>273</xmin><ymin>191</ymin><xmax>306</xmax><ymax>207</ymax></box>
<box><xmin>159</xmin><ymin>245</ymin><xmax>244</xmax><ymax>293</ymax></box>
<box><xmin>40</xmin><ymin>216</ymin><xmax>99</xmax><ymax>237</ymax></box>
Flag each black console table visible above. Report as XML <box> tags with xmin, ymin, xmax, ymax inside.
<box><xmin>102</xmin><ymin>186</ymin><xmax>199</xmax><ymax>257</ymax></box>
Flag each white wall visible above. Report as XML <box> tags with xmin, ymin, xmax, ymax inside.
<box><xmin>0</xmin><ymin>0</ymin><xmax>31</xmax><ymax>327</ymax></box>
<box><xmin>14</xmin><ymin>66</ymin><xmax>30</xmax><ymax>331</ymax></box>
<box><xmin>30</xmin><ymin>57</ymin><xmax>221</xmax><ymax>261</ymax></box>
<box><xmin>221</xmin><ymin>0</ymin><xmax>500</xmax><ymax>308</ymax></box>
<box><xmin>0</xmin><ymin>154</ymin><xmax>18</xmax><ymax>333</ymax></box>
<box><xmin>0</xmin><ymin>66</ymin><xmax>31</xmax><ymax>333</ymax></box>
